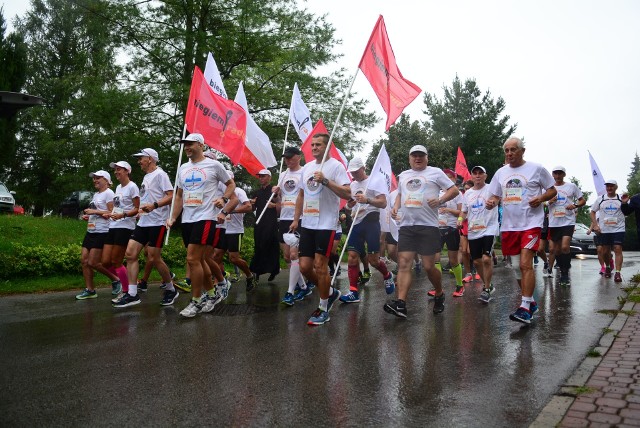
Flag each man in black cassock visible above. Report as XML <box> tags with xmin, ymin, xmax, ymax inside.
<box><xmin>250</xmin><ymin>169</ymin><xmax>280</xmax><ymax>283</ymax></box>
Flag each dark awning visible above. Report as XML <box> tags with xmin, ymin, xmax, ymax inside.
<box><xmin>0</xmin><ymin>91</ymin><xmax>45</xmax><ymax>118</ymax></box>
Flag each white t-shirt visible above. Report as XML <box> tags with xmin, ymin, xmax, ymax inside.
<box><xmin>138</xmin><ymin>167</ymin><xmax>173</xmax><ymax>227</ymax></box>
<box><xmin>226</xmin><ymin>188</ymin><xmax>249</xmax><ymax>234</ymax></box>
<box><xmin>177</xmin><ymin>158</ymin><xmax>230</xmax><ymax>224</ymax></box>
<box><xmin>87</xmin><ymin>188</ymin><xmax>115</xmax><ymax>234</ymax></box>
<box><xmin>438</xmin><ymin>190</ymin><xmax>461</xmax><ymax>228</ymax></box>
<box><xmin>300</xmin><ymin>158</ymin><xmax>351</xmax><ymax>230</ymax></box>
<box><xmin>548</xmin><ymin>182</ymin><xmax>583</xmax><ymax>227</ymax></box>
<box><xmin>350</xmin><ymin>177</ymin><xmax>382</xmax><ymax>226</ymax></box>
<box><xmin>487</xmin><ymin>162</ymin><xmax>555</xmax><ymax>232</ymax></box>
<box><xmin>591</xmin><ymin>194</ymin><xmax>626</xmax><ymax>233</ymax></box>
<box><xmin>277</xmin><ymin>168</ymin><xmax>303</xmax><ymax>221</ymax></box>
<box><xmin>110</xmin><ymin>181</ymin><xmax>139</xmax><ymax>230</ymax></box>
<box><xmin>462</xmin><ymin>185</ymin><xmax>500</xmax><ymax>239</ymax></box>
<box><xmin>397</xmin><ymin>167</ymin><xmax>454</xmax><ymax>228</ymax></box>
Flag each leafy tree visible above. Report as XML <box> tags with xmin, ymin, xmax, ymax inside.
<box><xmin>569</xmin><ymin>177</ymin><xmax>592</xmax><ymax>225</ymax></box>
<box><xmin>12</xmin><ymin>0</ymin><xmax>148</xmax><ymax>215</ymax></box>
<box><xmin>624</xmin><ymin>152</ymin><xmax>640</xmax><ymax>249</ymax></box>
<box><xmin>422</xmin><ymin>75</ymin><xmax>517</xmax><ymax>177</ymax></box>
<box><xmin>0</xmin><ymin>8</ymin><xmax>28</xmax><ymax>178</ymax></box>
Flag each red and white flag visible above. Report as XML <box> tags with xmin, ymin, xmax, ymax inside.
<box><xmin>204</xmin><ymin>52</ymin><xmax>228</xmax><ymax>99</ymax></box>
<box><xmin>184</xmin><ymin>66</ymin><xmax>247</xmax><ymax>165</ymax></box>
<box><xmin>234</xmin><ymin>82</ymin><xmax>277</xmax><ymax>176</ymax></box>
<box><xmin>455</xmin><ymin>147</ymin><xmax>471</xmax><ymax>181</ymax></box>
<box><xmin>300</xmin><ymin>119</ymin><xmax>348</xmax><ymax>172</ymax></box>
<box><xmin>289</xmin><ymin>83</ymin><xmax>313</xmax><ymax>143</ymax></box>
<box><xmin>359</xmin><ymin>15</ymin><xmax>422</xmax><ymax>130</ymax></box>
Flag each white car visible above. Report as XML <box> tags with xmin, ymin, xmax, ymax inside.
<box><xmin>0</xmin><ymin>182</ymin><xmax>15</xmax><ymax>213</ymax></box>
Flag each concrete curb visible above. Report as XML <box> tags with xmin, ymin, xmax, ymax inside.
<box><xmin>530</xmin><ymin>291</ymin><xmax>636</xmax><ymax>428</ymax></box>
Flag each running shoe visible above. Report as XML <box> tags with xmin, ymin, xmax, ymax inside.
<box><xmin>462</xmin><ymin>273</ymin><xmax>473</xmax><ymax>283</ymax></box>
<box><xmin>533</xmin><ymin>255</ymin><xmax>539</xmax><ymax>266</ymax></box>
<box><xmin>544</xmin><ymin>268</ymin><xmax>553</xmax><ymax>278</ymax></box>
<box><xmin>174</xmin><ymin>279</ymin><xmax>192</xmax><ymax>293</ymax></box>
<box><xmin>433</xmin><ymin>293</ymin><xmax>445</xmax><ymax>314</ymax></box>
<box><xmin>339</xmin><ymin>290</ymin><xmax>361</xmax><ymax>304</ymax></box>
<box><xmin>452</xmin><ymin>286</ymin><xmax>464</xmax><ymax>297</ymax></box>
<box><xmin>112</xmin><ymin>293</ymin><xmax>141</xmax><ymax>308</ymax></box>
<box><xmin>137</xmin><ymin>279</ymin><xmax>148</xmax><ymax>292</ymax></box>
<box><xmin>510</xmin><ymin>307</ymin><xmax>532</xmax><ymax>324</ymax></box>
<box><xmin>383</xmin><ymin>299</ymin><xmax>407</xmax><ymax>318</ymax></box>
<box><xmin>530</xmin><ymin>301</ymin><xmax>539</xmax><ymax>316</ymax></box>
<box><xmin>111</xmin><ymin>292</ymin><xmax>125</xmax><ymax>303</ymax></box>
<box><xmin>604</xmin><ymin>267</ymin><xmax>612</xmax><ymax>278</ymax></box>
<box><xmin>281</xmin><ymin>292</ymin><xmax>295</xmax><ymax>306</ymax></box>
<box><xmin>427</xmin><ymin>288</ymin><xmax>436</xmax><ymax>297</ymax></box>
<box><xmin>111</xmin><ymin>280</ymin><xmax>122</xmax><ymax>295</ymax></box>
<box><xmin>307</xmin><ymin>308</ymin><xmax>330</xmax><ymax>325</ymax></box>
<box><xmin>614</xmin><ymin>272</ymin><xmax>622</xmax><ymax>283</ymax></box>
<box><xmin>76</xmin><ymin>288</ymin><xmax>97</xmax><ymax>300</ymax></box>
<box><xmin>559</xmin><ymin>276</ymin><xmax>570</xmax><ymax>287</ymax></box>
<box><xmin>478</xmin><ymin>286</ymin><xmax>494</xmax><ymax>303</ymax></box>
<box><xmin>202</xmin><ymin>292</ymin><xmax>223</xmax><ymax>313</ymax></box>
<box><xmin>160</xmin><ymin>289</ymin><xmax>179</xmax><ymax>306</ymax></box>
<box><xmin>160</xmin><ymin>271</ymin><xmax>177</xmax><ymax>289</ymax></box>
<box><xmin>384</xmin><ymin>273</ymin><xmax>395</xmax><ymax>295</ymax></box>
<box><xmin>228</xmin><ymin>273</ymin><xmax>240</xmax><ymax>283</ymax></box>
<box><xmin>180</xmin><ymin>299</ymin><xmax>204</xmax><ymax>318</ymax></box>
<box><xmin>599</xmin><ymin>266</ymin><xmax>605</xmax><ymax>275</ymax></box>
<box><xmin>543</xmin><ymin>262</ymin><xmax>549</xmax><ymax>271</ymax></box>
<box><xmin>293</xmin><ymin>286</ymin><xmax>313</xmax><ymax>301</ymax></box>
<box><xmin>246</xmin><ymin>275</ymin><xmax>258</xmax><ymax>292</ymax></box>
<box><xmin>327</xmin><ymin>289</ymin><xmax>342</xmax><ymax>312</ymax></box>
<box><xmin>360</xmin><ymin>270</ymin><xmax>371</xmax><ymax>284</ymax></box>
<box><xmin>474</xmin><ymin>273</ymin><xmax>481</xmax><ymax>281</ymax></box>
<box><xmin>218</xmin><ymin>280</ymin><xmax>230</xmax><ymax>301</ymax></box>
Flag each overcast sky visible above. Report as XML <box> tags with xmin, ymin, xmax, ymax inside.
<box><xmin>4</xmin><ymin>0</ymin><xmax>639</xmax><ymax>202</ymax></box>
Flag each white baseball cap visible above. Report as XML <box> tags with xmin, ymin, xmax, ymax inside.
<box><xmin>109</xmin><ymin>161</ymin><xmax>132</xmax><ymax>173</ymax></box>
<box><xmin>257</xmin><ymin>169</ymin><xmax>271</xmax><ymax>176</ymax></box>
<box><xmin>182</xmin><ymin>133</ymin><xmax>205</xmax><ymax>144</ymax></box>
<box><xmin>133</xmin><ymin>148</ymin><xmax>159</xmax><ymax>162</ymax></box>
<box><xmin>605</xmin><ymin>179</ymin><xmax>617</xmax><ymax>186</ymax></box>
<box><xmin>552</xmin><ymin>165</ymin><xmax>566</xmax><ymax>173</ymax></box>
<box><xmin>89</xmin><ymin>170</ymin><xmax>112</xmax><ymax>184</ymax></box>
<box><xmin>409</xmin><ymin>145</ymin><xmax>428</xmax><ymax>155</ymax></box>
<box><xmin>348</xmin><ymin>157</ymin><xmax>365</xmax><ymax>172</ymax></box>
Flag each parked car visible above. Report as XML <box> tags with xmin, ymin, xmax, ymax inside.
<box><xmin>570</xmin><ymin>223</ymin><xmax>597</xmax><ymax>256</ymax></box>
<box><xmin>0</xmin><ymin>182</ymin><xmax>16</xmax><ymax>213</ymax></box>
<box><xmin>59</xmin><ymin>191</ymin><xmax>93</xmax><ymax>218</ymax></box>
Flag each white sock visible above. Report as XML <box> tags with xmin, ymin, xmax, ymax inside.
<box><xmin>163</xmin><ymin>282</ymin><xmax>175</xmax><ymax>292</ymax></box>
<box><xmin>288</xmin><ymin>260</ymin><xmax>301</xmax><ymax>294</ymax></box>
<box><xmin>129</xmin><ymin>284</ymin><xmax>137</xmax><ymax>296</ymax></box>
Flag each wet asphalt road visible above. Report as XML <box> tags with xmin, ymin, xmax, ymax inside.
<box><xmin>1</xmin><ymin>253</ymin><xmax>638</xmax><ymax>427</ymax></box>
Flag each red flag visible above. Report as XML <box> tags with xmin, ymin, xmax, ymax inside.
<box><xmin>185</xmin><ymin>66</ymin><xmax>247</xmax><ymax>165</ymax></box>
<box><xmin>358</xmin><ymin>15</ymin><xmax>422</xmax><ymax>130</ymax></box>
<box><xmin>455</xmin><ymin>147</ymin><xmax>471</xmax><ymax>181</ymax></box>
<box><xmin>300</xmin><ymin>119</ymin><xmax>348</xmax><ymax>171</ymax></box>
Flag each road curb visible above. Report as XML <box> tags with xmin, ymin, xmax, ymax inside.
<box><xmin>530</xmin><ymin>290</ymin><xmax>636</xmax><ymax>427</ymax></box>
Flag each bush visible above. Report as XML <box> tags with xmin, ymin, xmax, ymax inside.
<box><xmin>0</xmin><ymin>243</ymin><xmax>83</xmax><ymax>278</ymax></box>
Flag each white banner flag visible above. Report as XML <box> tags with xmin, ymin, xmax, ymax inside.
<box><xmin>367</xmin><ymin>144</ymin><xmax>394</xmax><ymax>195</ymax></box>
<box><xmin>204</xmin><ymin>52</ymin><xmax>227</xmax><ymax>99</ymax></box>
<box><xmin>235</xmin><ymin>82</ymin><xmax>277</xmax><ymax>174</ymax></box>
<box><xmin>289</xmin><ymin>83</ymin><xmax>313</xmax><ymax>142</ymax></box>
<box><xmin>588</xmin><ymin>150</ymin><xmax>606</xmax><ymax>196</ymax></box>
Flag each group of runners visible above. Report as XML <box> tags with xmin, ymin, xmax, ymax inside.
<box><xmin>77</xmin><ymin>133</ymin><xmax>635</xmax><ymax>325</ymax></box>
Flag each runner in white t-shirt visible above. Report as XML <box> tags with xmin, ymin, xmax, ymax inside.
<box><xmin>485</xmin><ymin>137</ymin><xmax>556</xmax><ymax>325</ymax></box>
<box><xmin>383</xmin><ymin>145</ymin><xmax>459</xmax><ymax>319</ymax></box>
<box><xmin>547</xmin><ymin>166</ymin><xmax>586</xmax><ymax>286</ymax></box>
<box><xmin>291</xmin><ymin>133</ymin><xmax>351</xmax><ymax>326</ymax></box>
<box><xmin>458</xmin><ymin>166</ymin><xmax>499</xmax><ymax>303</ymax></box>
<box><xmin>114</xmin><ymin>147</ymin><xmax>175</xmax><ymax>308</ymax></box>
<box><xmin>590</xmin><ymin>179</ymin><xmax>631</xmax><ymax>283</ymax></box>
<box><xmin>101</xmin><ymin>161</ymin><xmax>140</xmax><ymax>302</ymax></box>
<box><xmin>75</xmin><ymin>170</ymin><xmax>116</xmax><ymax>300</ymax></box>
<box><xmin>167</xmin><ymin>134</ymin><xmax>238</xmax><ymax>318</ymax></box>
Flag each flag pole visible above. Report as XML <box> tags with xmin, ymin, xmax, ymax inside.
<box><xmin>165</xmin><ymin>124</ymin><xmax>187</xmax><ymax>245</ymax></box>
<box><xmin>320</xmin><ymin>68</ymin><xmax>360</xmax><ymax>168</ymax></box>
<box><xmin>255</xmin><ymin>110</ymin><xmax>293</xmax><ymax>224</ymax></box>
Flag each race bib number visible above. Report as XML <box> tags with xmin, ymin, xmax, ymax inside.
<box><xmin>303</xmin><ymin>199</ymin><xmax>320</xmax><ymax>217</ymax></box>
<box><xmin>405</xmin><ymin>193</ymin><xmax>423</xmax><ymax>208</ymax></box>
<box><xmin>87</xmin><ymin>215</ymin><xmax>97</xmax><ymax>231</ymax></box>
<box><xmin>112</xmin><ymin>207</ymin><xmax>124</xmax><ymax>215</ymax></box>
<box><xmin>604</xmin><ymin>217</ymin><xmax>618</xmax><ymax>226</ymax></box>
<box><xmin>282</xmin><ymin>195</ymin><xmax>296</xmax><ymax>208</ymax></box>
<box><xmin>503</xmin><ymin>188</ymin><xmax>522</xmax><ymax>205</ymax></box>
<box><xmin>184</xmin><ymin>191</ymin><xmax>204</xmax><ymax>207</ymax></box>
<box><xmin>469</xmin><ymin>219</ymin><xmax>486</xmax><ymax>232</ymax></box>
<box><xmin>552</xmin><ymin>207</ymin><xmax>566</xmax><ymax>217</ymax></box>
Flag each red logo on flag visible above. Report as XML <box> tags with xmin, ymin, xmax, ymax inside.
<box><xmin>185</xmin><ymin>66</ymin><xmax>247</xmax><ymax>165</ymax></box>
<box><xmin>455</xmin><ymin>147</ymin><xmax>471</xmax><ymax>181</ymax></box>
<box><xmin>359</xmin><ymin>15</ymin><xmax>422</xmax><ymax>131</ymax></box>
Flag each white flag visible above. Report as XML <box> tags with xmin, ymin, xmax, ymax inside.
<box><xmin>289</xmin><ymin>83</ymin><xmax>313</xmax><ymax>142</ymax></box>
<box><xmin>235</xmin><ymin>82</ymin><xmax>277</xmax><ymax>175</ymax></box>
<box><xmin>588</xmin><ymin>150</ymin><xmax>606</xmax><ymax>196</ymax></box>
<box><xmin>367</xmin><ymin>144</ymin><xmax>394</xmax><ymax>195</ymax></box>
<box><xmin>204</xmin><ymin>52</ymin><xmax>227</xmax><ymax>99</ymax></box>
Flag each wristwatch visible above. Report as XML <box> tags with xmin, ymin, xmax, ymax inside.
<box><xmin>221</xmin><ymin>209</ymin><xmax>229</xmax><ymax>215</ymax></box>
<box><xmin>222</xmin><ymin>197</ymin><xmax>229</xmax><ymax>203</ymax></box>
<box><xmin>153</xmin><ymin>202</ymin><xmax>159</xmax><ymax>209</ymax></box>
<box><xmin>321</xmin><ymin>178</ymin><xmax>329</xmax><ymax>186</ymax></box>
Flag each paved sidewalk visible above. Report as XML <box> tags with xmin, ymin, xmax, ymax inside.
<box><xmin>532</xmin><ymin>298</ymin><xmax>640</xmax><ymax>427</ymax></box>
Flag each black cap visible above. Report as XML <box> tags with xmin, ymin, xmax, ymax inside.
<box><xmin>283</xmin><ymin>146</ymin><xmax>302</xmax><ymax>158</ymax></box>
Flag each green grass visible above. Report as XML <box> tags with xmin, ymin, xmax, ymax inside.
<box><xmin>586</xmin><ymin>348</ymin><xmax>601</xmax><ymax>357</ymax></box>
<box><xmin>0</xmin><ymin>215</ymin><xmax>86</xmax><ymax>252</ymax></box>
